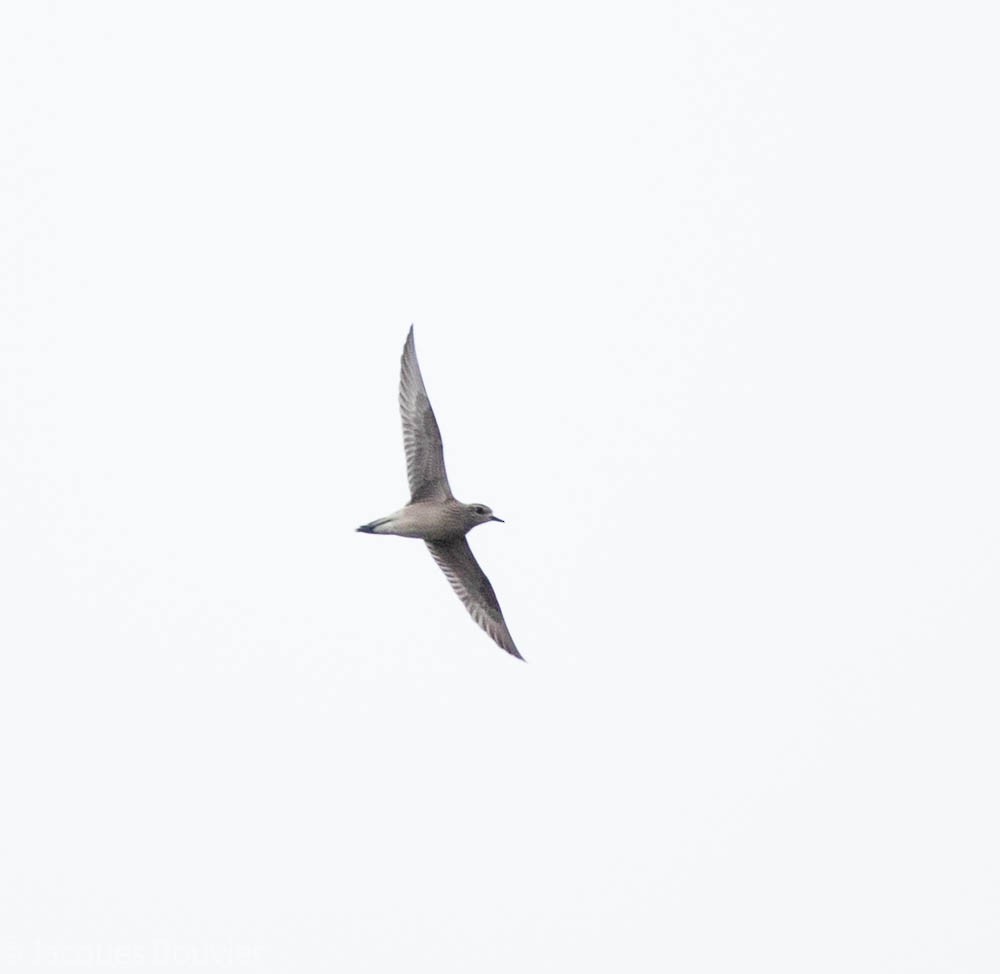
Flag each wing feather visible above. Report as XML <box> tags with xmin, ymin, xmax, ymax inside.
<box><xmin>399</xmin><ymin>327</ymin><xmax>452</xmax><ymax>502</ymax></box>
<box><xmin>425</xmin><ymin>538</ymin><xmax>523</xmax><ymax>659</ymax></box>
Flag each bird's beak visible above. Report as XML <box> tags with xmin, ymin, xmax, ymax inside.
<box><xmin>490</xmin><ymin>515</ymin><xmax>504</xmax><ymax>523</ymax></box>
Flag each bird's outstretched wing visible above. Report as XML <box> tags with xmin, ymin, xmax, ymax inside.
<box><xmin>399</xmin><ymin>326</ymin><xmax>453</xmax><ymax>502</ymax></box>
<box><xmin>425</xmin><ymin>538</ymin><xmax>523</xmax><ymax>659</ymax></box>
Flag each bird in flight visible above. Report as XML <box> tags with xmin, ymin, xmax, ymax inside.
<box><xmin>357</xmin><ymin>326</ymin><xmax>523</xmax><ymax>660</ymax></box>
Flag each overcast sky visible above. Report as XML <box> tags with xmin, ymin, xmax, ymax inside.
<box><xmin>2</xmin><ymin>3</ymin><xmax>998</xmax><ymax>972</ymax></box>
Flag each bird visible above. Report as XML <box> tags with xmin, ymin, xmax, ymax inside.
<box><xmin>357</xmin><ymin>326</ymin><xmax>523</xmax><ymax>660</ymax></box>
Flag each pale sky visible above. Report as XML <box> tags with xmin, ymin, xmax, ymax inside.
<box><xmin>2</xmin><ymin>3</ymin><xmax>998</xmax><ymax>972</ymax></box>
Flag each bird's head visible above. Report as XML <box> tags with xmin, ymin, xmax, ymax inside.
<box><xmin>465</xmin><ymin>503</ymin><xmax>504</xmax><ymax>530</ymax></box>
